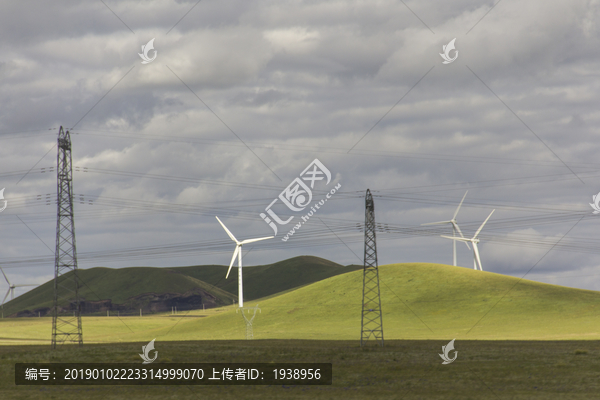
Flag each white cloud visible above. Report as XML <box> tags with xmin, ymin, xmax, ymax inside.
<box><xmin>0</xmin><ymin>0</ymin><xmax>599</xmax><ymax>292</ymax></box>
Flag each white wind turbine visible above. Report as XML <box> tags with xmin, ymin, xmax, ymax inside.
<box><xmin>216</xmin><ymin>216</ymin><xmax>273</xmax><ymax>308</ymax></box>
<box><xmin>1</xmin><ymin>266</ymin><xmax>38</xmax><ymax>317</ymax></box>
<box><xmin>422</xmin><ymin>191</ymin><xmax>470</xmax><ymax>266</ymax></box>
<box><xmin>441</xmin><ymin>210</ymin><xmax>495</xmax><ymax>271</ymax></box>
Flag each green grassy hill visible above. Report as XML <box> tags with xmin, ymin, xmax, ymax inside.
<box><xmin>172</xmin><ymin>255</ymin><xmax>362</xmax><ymax>300</ymax></box>
<box><xmin>157</xmin><ymin>262</ymin><xmax>600</xmax><ymax>341</ymax></box>
<box><xmin>1</xmin><ymin>262</ymin><xmax>600</xmax><ymax>343</ymax></box>
<box><xmin>1</xmin><ymin>256</ymin><xmax>361</xmax><ymax>317</ymax></box>
<box><xmin>1</xmin><ymin>267</ymin><xmax>237</xmax><ymax>317</ymax></box>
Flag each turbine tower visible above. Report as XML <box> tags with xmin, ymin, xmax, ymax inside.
<box><xmin>361</xmin><ymin>189</ymin><xmax>384</xmax><ymax>347</ymax></box>
<box><xmin>216</xmin><ymin>216</ymin><xmax>273</xmax><ymax>308</ymax></box>
<box><xmin>442</xmin><ymin>210</ymin><xmax>495</xmax><ymax>271</ymax></box>
<box><xmin>422</xmin><ymin>191</ymin><xmax>469</xmax><ymax>266</ymax></box>
<box><xmin>51</xmin><ymin>126</ymin><xmax>83</xmax><ymax>348</ymax></box>
<box><xmin>1</xmin><ymin>266</ymin><xmax>37</xmax><ymax>318</ymax></box>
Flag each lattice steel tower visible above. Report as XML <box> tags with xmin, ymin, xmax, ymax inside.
<box><xmin>51</xmin><ymin>126</ymin><xmax>83</xmax><ymax>348</ymax></box>
<box><xmin>361</xmin><ymin>189</ymin><xmax>384</xmax><ymax>346</ymax></box>
<box><xmin>238</xmin><ymin>304</ymin><xmax>261</xmax><ymax>340</ymax></box>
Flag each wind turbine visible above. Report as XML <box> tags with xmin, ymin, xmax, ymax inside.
<box><xmin>216</xmin><ymin>216</ymin><xmax>273</xmax><ymax>308</ymax></box>
<box><xmin>422</xmin><ymin>191</ymin><xmax>470</xmax><ymax>266</ymax></box>
<box><xmin>1</xmin><ymin>266</ymin><xmax>38</xmax><ymax>318</ymax></box>
<box><xmin>441</xmin><ymin>210</ymin><xmax>495</xmax><ymax>271</ymax></box>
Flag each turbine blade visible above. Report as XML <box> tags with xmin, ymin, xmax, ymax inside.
<box><xmin>473</xmin><ymin>243</ymin><xmax>483</xmax><ymax>271</ymax></box>
<box><xmin>440</xmin><ymin>235</ymin><xmax>457</xmax><ymax>240</ymax></box>
<box><xmin>421</xmin><ymin>221</ymin><xmax>452</xmax><ymax>226</ymax></box>
<box><xmin>441</xmin><ymin>235</ymin><xmax>471</xmax><ymax>243</ymax></box>
<box><xmin>14</xmin><ymin>284</ymin><xmax>37</xmax><ymax>287</ymax></box>
<box><xmin>440</xmin><ymin>235</ymin><xmax>472</xmax><ymax>245</ymax></box>
<box><xmin>239</xmin><ymin>236</ymin><xmax>274</xmax><ymax>245</ymax></box>
<box><xmin>452</xmin><ymin>222</ymin><xmax>470</xmax><ymax>249</ymax></box>
<box><xmin>473</xmin><ymin>209</ymin><xmax>495</xmax><ymax>239</ymax></box>
<box><xmin>452</xmin><ymin>190</ymin><xmax>468</xmax><ymax>220</ymax></box>
<box><xmin>452</xmin><ymin>222</ymin><xmax>466</xmax><ymax>239</ymax></box>
<box><xmin>216</xmin><ymin>216</ymin><xmax>239</xmax><ymax>243</ymax></box>
<box><xmin>1</xmin><ymin>289</ymin><xmax>9</xmax><ymax>305</ymax></box>
<box><xmin>0</xmin><ymin>266</ymin><xmax>9</xmax><ymax>285</ymax></box>
<box><xmin>226</xmin><ymin>246</ymin><xmax>240</xmax><ymax>279</ymax></box>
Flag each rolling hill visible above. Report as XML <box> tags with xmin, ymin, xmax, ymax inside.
<box><xmin>1</xmin><ymin>262</ymin><xmax>600</xmax><ymax>343</ymax></box>
<box><xmin>155</xmin><ymin>262</ymin><xmax>600</xmax><ymax>341</ymax></box>
<box><xmin>1</xmin><ymin>256</ymin><xmax>361</xmax><ymax>317</ymax></box>
<box><xmin>171</xmin><ymin>255</ymin><xmax>362</xmax><ymax>300</ymax></box>
<box><xmin>1</xmin><ymin>266</ymin><xmax>237</xmax><ymax>318</ymax></box>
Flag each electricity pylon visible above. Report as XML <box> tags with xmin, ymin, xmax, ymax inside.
<box><xmin>361</xmin><ymin>189</ymin><xmax>384</xmax><ymax>346</ymax></box>
<box><xmin>51</xmin><ymin>126</ymin><xmax>83</xmax><ymax>348</ymax></box>
<box><xmin>237</xmin><ymin>304</ymin><xmax>260</xmax><ymax>340</ymax></box>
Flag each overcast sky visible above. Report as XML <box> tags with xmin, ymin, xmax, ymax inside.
<box><xmin>1</xmin><ymin>0</ymin><xmax>600</xmax><ymax>298</ymax></box>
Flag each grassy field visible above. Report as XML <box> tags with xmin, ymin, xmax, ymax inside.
<box><xmin>1</xmin><ymin>339</ymin><xmax>599</xmax><ymax>399</ymax></box>
<box><xmin>183</xmin><ymin>262</ymin><xmax>600</xmax><ymax>341</ymax></box>
<box><xmin>2</xmin><ymin>262</ymin><xmax>600</xmax><ymax>343</ymax></box>
<box><xmin>1</xmin><ymin>263</ymin><xmax>600</xmax><ymax>398</ymax></box>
